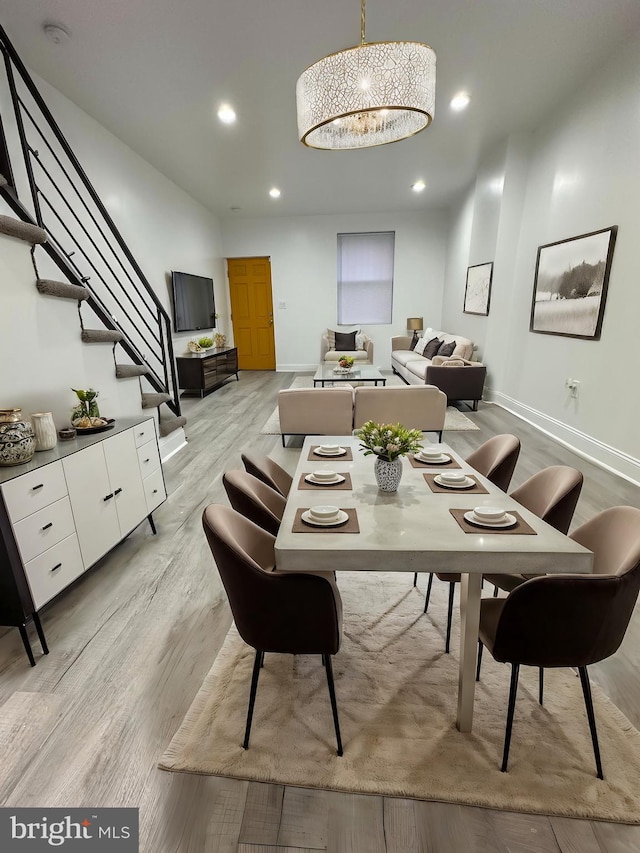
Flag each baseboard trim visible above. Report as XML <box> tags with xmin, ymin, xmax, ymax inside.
<box><xmin>277</xmin><ymin>364</ymin><xmax>317</xmax><ymax>372</ymax></box>
<box><xmin>159</xmin><ymin>428</ymin><xmax>187</xmax><ymax>463</ymax></box>
<box><xmin>487</xmin><ymin>390</ymin><xmax>640</xmax><ymax>486</ymax></box>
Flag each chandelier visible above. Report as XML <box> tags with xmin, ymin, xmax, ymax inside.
<box><xmin>296</xmin><ymin>0</ymin><xmax>436</xmax><ymax>150</ymax></box>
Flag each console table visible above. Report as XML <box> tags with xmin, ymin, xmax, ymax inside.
<box><xmin>176</xmin><ymin>347</ymin><xmax>239</xmax><ymax>397</ymax></box>
<box><xmin>0</xmin><ymin>416</ymin><xmax>166</xmax><ymax>666</ymax></box>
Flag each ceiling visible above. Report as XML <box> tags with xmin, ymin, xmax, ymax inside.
<box><xmin>1</xmin><ymin>0</ymin><xmax>639</xmax><ymax>220</ymax></box>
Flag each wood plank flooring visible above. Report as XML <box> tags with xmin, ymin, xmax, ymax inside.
<box><xmin>0</xmin><ymin>370</ymin><xmax>639</xmax><ymax>852</ymax></box>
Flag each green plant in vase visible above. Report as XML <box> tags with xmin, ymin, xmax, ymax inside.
<box><xmin>197</xmin><ymin>336</ymin><xmax>213</xmax><ymax>349</ymax></box>
<box><xmin>338</xmin><ymin>354</ymin><xmax>355</xmax><ymax>370</ymax></box>
<box><xmin>71</xmin><ymin>388</ymin><xmax>105</xmax><ymax>428</ymax></box>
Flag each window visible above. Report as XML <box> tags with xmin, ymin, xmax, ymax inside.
<box><xmin>337</xmin><ymin>231</ymin><xmax>395</xmax><ymax>324</ymax></box>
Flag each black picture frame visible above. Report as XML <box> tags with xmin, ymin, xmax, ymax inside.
<box><xmin>463</xmin><ymin>262</ymin><xmax>493</xmax><ymax>316</ymax></box>
<box><xmin>530</xmin><ymin>226</ymin><xmax>617</xmax><ymax>340</ymax></box>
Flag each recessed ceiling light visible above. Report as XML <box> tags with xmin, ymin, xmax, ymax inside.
<box><xmin>450</xmin><ymin>91</ymin><xmax>470</xmax><ymax>112</ymax></box>
<box><xmin>412</xmin><ymin>180</ymin><xmax>426</xmax><ymax>193</ymax></box>
<box><xmin>217</xmin><ymin>104</ymin><xmax>236</xmax><ymax>124</ymax></box>
<box><xmin>269</xmin><ymin>188</ymin><xmax>281</xmax><ymax>199</ymax></box>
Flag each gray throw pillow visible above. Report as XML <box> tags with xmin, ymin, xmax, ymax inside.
<box><xmin>423</xmin><ymin>337</ymin><xmax>442</xmax><ymax>359</ymax></box>
<box><xmin>335</xmin><ymin>330</ymin><xmax>357</xmax><ymax>350</ymax></box>
<box><xmin>437</xmin><ymin>341</ymin><xmax>456</xmax><ymax>358</ymax></box>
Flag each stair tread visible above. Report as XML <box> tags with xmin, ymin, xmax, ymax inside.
<box><xmin>0</xmin><ymin>215</ymin><xmax>48</xmax><ymax>245</ymax></box>
<box><xmin>81</xmin><ymin>329</ymin><xmax>124</xmax><ymax>343</ymax></box>
<box><xmin>141</xmin><ymin>393</ymin><xmax>172</xmax><ymax>408</ymax></box>
<box><xmin>159</xmin><ymin>415</ymin><xmax>187</xmax><ymax>438</ymax></box>
<box><xmin>115</xmin><ymin>364</ymin><xmax>150</xmax><ymax>378</ymax></box>
<box><xmin>37</xmin><ymin>279</ymin><xmax>89</xmax><ymax>300</ymax></box>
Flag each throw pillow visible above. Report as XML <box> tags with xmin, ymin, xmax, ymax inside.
<box><xmin>413</xmin><ymin>336</ymin><xmax>429</xmax><ymax>355</ymax></box>
<box><xmin>335</xmin><ymin>330</ymin><xmax>357</xmax><ymax>351</ymax></box>
<box><xmin>326</xmin><ymin>329</ymin><xmax>336</xmax><ymax>350</ymax></box>
<box><xmin>437</xmin><ymin>340</ymin><xmax>456</xmax><ymax>358</ymax></box>
<box><xmin>423</xmin><ymin>337</ymin><xmax>442</xmax><ymax>359</ymax></box>
<box><xmin>355</xmin><ymin>333</ymin><xmax>366</xmax><ymax>351</ymax></box>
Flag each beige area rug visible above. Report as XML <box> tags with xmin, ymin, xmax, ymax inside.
<box><xmin>159</xmin><ymin>572</ymin><xmax>640</xmax><ymax>823</ymax></box>
<box><xmin>260</xmin><ymin>375</ymin><xmax>480</xmax><ymax>434</ymax></box>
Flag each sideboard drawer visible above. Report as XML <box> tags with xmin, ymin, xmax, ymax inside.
<box><xmin>137</xmin><ymin>439</ymin><xmax>160</xmax><ymax>476</ymax></box>
<box><xmin>24</xmin><ymin>533</ymin><xmax>85</xmax><ymax>609</ymax></box>
<box><xmin>133</xmin><ymin>419</ymin><xmax>156</xmax><ymax>448</ymax></box>
<box><xmin>143</xmin><ymin>467</ymin><xmax>166</xmax><ymax>513</ymax></box>
<box><xmin>1</xmin><ymin>461</ymin><xmax>68</xmax><ymax>524</ymax></box>
<box><xmin>12</xmin><ymin>496</ymin><xmax>76</xmax><ymax>564</ymax></box>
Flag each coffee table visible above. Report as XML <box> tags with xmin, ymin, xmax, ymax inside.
<box><xmin>313</xmin><ymin>363</ymin><xmax>386</xmax><ymax>387</ymax></box>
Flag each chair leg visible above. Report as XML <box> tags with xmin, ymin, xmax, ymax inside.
<box><xmin>579</xmin><ymin>666</ymin><xmax>604</xmax><ymax>780</ymax></box>
<box><xmin>444</xmin><ymin>582</ymin><xmax>455</xmax><ymax>653</ymax></box>
<box><xmin>501</xmin><ymin>663</ymin><xmax>520</xmax><ymax>772</ymax></box>
<box><xmin>423</xmin><ymin>573</ymin><xmax>434</xmax><ymax>613</ymax></box>
<box><xmin>539</xmin><ymin>667</ymin><xmax>544</xmax><ymax>705</ymax></box>
<box><xmin>413</xmin><ymin>572</ymin><xmax>418</xmax><ymax>587</ymax></box>
<box><xmin>476</xmin><ymin>641</ymin><xmax>483</xmax><ymax>681</ymax></box>
<box><xmin>323</xmin><ymin>654</ymin><xmax>343</xmax><ymax>756</ymax></box>
<box><xmin>243</xmin><ymin>649</ymin><xmax>263</xmax><ymax>749</ymax></box>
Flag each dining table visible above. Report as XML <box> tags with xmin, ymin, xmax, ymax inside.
<box><xmin>274</xmin><ymin>435</ymin><xmax>594</xmax><ymax>732</ymax></box>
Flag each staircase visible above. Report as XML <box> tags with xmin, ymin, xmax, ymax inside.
<box><xmin>0</xmin><ymin>26</ymin><xmax>184</xmax><ymax>439</ymax></box>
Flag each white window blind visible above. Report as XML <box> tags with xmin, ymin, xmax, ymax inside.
<box><xmin>337</xmin><ymin>231</ymin><xmax>395</xmax><ymax>324</ymax></box>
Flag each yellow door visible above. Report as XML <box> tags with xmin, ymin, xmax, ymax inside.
<box><xmin>227</xmin><ymin>257</ymin><xmax>275</xmax><ymax>370</ymax></box>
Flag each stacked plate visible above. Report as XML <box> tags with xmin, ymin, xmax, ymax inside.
<box><xmin>415</xmin><ymin>447</ymin><xmax>450</xmax><ymax>464</ymax></box>
<box><xmin>301</xmin><ymin>505</ymin><xmax>349</xmax><ymax>527</ymax></box>
<box><xmin>314</xmin><ymin>444</ymin><xmax>346</xmax><ymax>457</ymax></box>
<box><xmin>434</xmin><ymin>471</ymin><xmax>475</xmax><ymax>489</ymax></box>
<box><xmin>305</xmin><ymin>470</ymin><xmax>345</xmax><ymax>486</ymax></box>
<box><xmin>463</xmin><ymin>506</ymin><xmax>517</xmax><ymax>528</ymax></box>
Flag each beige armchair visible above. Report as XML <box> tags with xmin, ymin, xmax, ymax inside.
<box><xmin>321</xmin><ymin>331</ymin><xmax>373</xmax><ymax>363</ymax></box>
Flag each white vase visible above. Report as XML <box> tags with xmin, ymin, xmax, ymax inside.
<box><xmin>31</xmin><ymin>411</ymin><xmax>57</xmax><ymax>451</ymax></box>
<box><xmin>374</xmin><ymin>456</ymin><xmax>403</xmax><ymax>492</ymax></box>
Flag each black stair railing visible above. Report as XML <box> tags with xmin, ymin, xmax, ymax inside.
<box><xmin>0</xmin><ymin>25</ymin><xmax>180</xmax><ymax>417</ymax></box>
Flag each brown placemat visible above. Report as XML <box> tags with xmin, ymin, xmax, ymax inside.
<box><xmin>292</xmin><ymin>507</ymin><xmax>360</xmax><ymax>533</ymax></box>
<box><xmin>449</xmin><ymin>508</ymin><xmax>537</xmax><ymax>535</ymax></box>
<box><xmin>409</xmin><ymin>454</ymin><xmax>461</xmax><ymax>469</ymax></box>
<box><xmin>297</xmin><ymin>473</ymin><xmax>353</xmax><ymax>491</ymax></box>
<box><xmin>308</xmin><ymin>446</ymin><xmax>354</xmax><ymax>461</ymax></box>
<box><xmin>423</xmin><ymin>473</ymin><xmax>489</xmax><ymax>495</ymax></box>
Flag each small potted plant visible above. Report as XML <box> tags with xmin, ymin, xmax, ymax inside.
<box><xmin>71</xmin><ymin>388</ymin><xmax>107</xmax><ymax>429</ymax></box>
<box><xmin>356</xmin><ymin>420</ymin><xmax>423</xmax><ymax>492</ymax></box>
<box><xmin>197</xmin><ymin>335</ymin><xmax>213</xmax><ymax>349</ymax></box>
<box><xmin>337</xmin><ymin>354</ymin><xmax>355</xmax><ymax>370</ymax></box>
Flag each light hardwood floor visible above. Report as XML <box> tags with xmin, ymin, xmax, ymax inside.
<box><xmin>1</xmin><ymin>371</ymin><xmax>639</xmax><ymax>852</ymax></box>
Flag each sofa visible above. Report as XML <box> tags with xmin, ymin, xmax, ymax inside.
<box><xmin>278</xmin><ymin>385</ymin><xmax>446</xmax><ymax>445</ymax></box>
<box><xmin>391</xmin><ymin>331</ymin><xmax>486</xmax><ymax>410</ymax></box>
<box><xmin>321</xmin><ymin>329</ymin><xmax>373</xmax><ymax>364</ymax></box>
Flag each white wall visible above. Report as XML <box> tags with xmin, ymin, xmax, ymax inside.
<box><xmin>0</xmin><ymin>72</ymin><xmax>225</xmax><ymax>430</ymax></box>
<box><xmin>221</xmin><ymin>211</ymin><xmax>448</xmax><ymax>370</ymax></box>
<box><xmin>446</xmin><ymin>36</ymin><xmax>640</xmax><ymax>480</ymax></box>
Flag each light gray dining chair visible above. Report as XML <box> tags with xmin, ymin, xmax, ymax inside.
<box><xmin>223</xmin><ymin>469</ymin><xmax>285</xmax><ymax>536</ymax></box>
<box><xmin>241</xmin><ymin>452</ymin><xmax>293</xmax><ymax>497</ymax></box>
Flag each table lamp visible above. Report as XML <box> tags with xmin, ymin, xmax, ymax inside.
<box><xmin>407</xmin><ymin>317</ymin><xmax>423</xmax><ymax>347</ymax></box>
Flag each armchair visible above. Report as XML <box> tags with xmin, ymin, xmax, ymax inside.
<box><xmin>321</xmin><ymin>330</ymin><xmax>373</xmax><ymax>364</ymax></box>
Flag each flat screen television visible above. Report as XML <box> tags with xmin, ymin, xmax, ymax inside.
<box><xmin>171</xmin><ymin>271</ymin><xmax>216</xmax><ymax>333</ymax></box>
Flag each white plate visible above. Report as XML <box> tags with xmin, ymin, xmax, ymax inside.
<box><xmin>463</xmin><ymin>511</ymin><xmax>517</xmax><ymax>529</ymax></box>
<box><xmin>301</xmin><ymin>509</ymin><xmax>349</xmax><ymax>527</ymax></box>
<box><xmin>305</xmin><ymin>473</ymin><xmax>346</xmax><ymax>486</ymax></box>
<box><xmin>434</xmin><ymin>475</ymin><xmax>476</xmax><ymax>489</ymax></box>
<box><xmin>314</xmin><ymin>447</ymin><xmax>346</xmax><ymax>457</ymax></box>
<box><xmin>415</xmin><ymin>452</ymin><xmax>450</xmax><ymax>464</ymax></box>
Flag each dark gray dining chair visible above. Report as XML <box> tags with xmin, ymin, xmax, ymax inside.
<box><xmin>478</xmin><ymin>505</ymin><xmax>640</xmax><ymax>777</ymax></box>
<box><xmin>202</xmin><ymin>504</ymin><xmax>344</xmax><ymax>755</ymax></box>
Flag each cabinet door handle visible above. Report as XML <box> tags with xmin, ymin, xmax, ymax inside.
<box><xmin>51</xmin><ymin>563</ymin><xmax>62</xmax><ymax>572</ymax></box>
<box><xmin>32</xmin><ymin>483</ymin><xmax>44</xmax><ymax>491</ymax></box>
<box><xmin>103</xmin><ymin>493</ymin><xmax>114</xmax><ymax>501</ymax></box>
<box><xmin>42</xmin><ymin>522</ymin><xmax>53</xmax><ymax>531</ymax></box>
<box><xmin>152</xmin><ymin>489</ymin><xmax>158</xmax><ymax>494</ymax></box>
<box><xmin>143</xmin><ymin>458</ymin><xmax>150</xmax><ymax>463</ymax></box>
<box><xmin>114</xmin><ymin>487</ymin><xmax>123</xmax><ymax>496</ymax></box>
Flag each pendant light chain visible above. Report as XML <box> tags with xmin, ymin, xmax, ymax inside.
<box><xmin>361</xmin><ymin>0</ymin><xmax>366</xmax><ymax>45</ymax></box>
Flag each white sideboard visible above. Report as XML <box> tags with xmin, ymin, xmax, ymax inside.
<box><xmin>0</xmin><ymin>416</ymin><xmax>166</xmax><ymax>665</ymax></box>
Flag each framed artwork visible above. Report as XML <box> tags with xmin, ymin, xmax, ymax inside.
<box><xmin>530</xmin><ymin>226</ymin><xmax>617</xmax><ymax>340</ymax></box>
<box><xmin>463</xmin><ymin>262</ymin><xmax>493</xmax><ymax>316</ymax></box>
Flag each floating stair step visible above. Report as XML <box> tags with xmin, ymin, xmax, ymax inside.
<box><xmin>141</xmin><ymin>392</ymin><xmax>172</xmax><ymax>409</ymax></box>
<box><xmin>159</xmin><ymin>415</ymin><xmax>187</xmax><ymax>438</ymax></box>
<box><xmin>115</xmin><ymin>364</ymin><xmax>150</xmax><ymax>379</ymax></box>
<box><xmin>81</xmin><ymin>329</ymin><xmax>124</xmax><ymax>344</ymax></box>
<box><xmin>0</xmin><ymin>215</ymin><xmax>48</xmax><ymax>245</ymax></box>
<box><xmin>0</xmin><ymin>173</ymin><xmax>6</xmax><ymax>187</ymax></box>
<box><xmin>37</xmin><ymin>279</ymin><xmax>89</xmax><ymax>300</ymax></box>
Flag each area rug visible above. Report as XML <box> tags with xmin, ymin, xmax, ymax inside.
<box><xmin>260</xmin><ymin>375</ymin><xmax>480</xmax><ymax>435</ymax></box>
<box><xmin>159</xmin><ymin>572</ymin><xmax>640</xmax><ymax>823</ymax></box>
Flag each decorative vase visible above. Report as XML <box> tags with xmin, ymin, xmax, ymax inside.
<box><xmin>374</xmin><ymin>456</ymin><xmax>403</xmax><ymax>493</ymax></box>
<box><xmin>0</xmin><ymin>414</ymin><xmax>36</xmax><ymax>467</ymax></box>
<box><xmin>31</xmin><ymin>412</ymin><xmax>58</xmax><ymax>451</ymax></box>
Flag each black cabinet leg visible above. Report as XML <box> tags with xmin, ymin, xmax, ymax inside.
<box><xmin>33</xmin><ymin>612</ymin><xmax>49</xmax><ymax>655</ymax></box>
<box><xmin>18</xmin><ymin>624</ymin><xmax>36</xmax><ymax>667</ymax></box>
<box><xmin>147</xmin><ymin>514</ymin><xmax>157</xmax><ymax>535</ymax></box>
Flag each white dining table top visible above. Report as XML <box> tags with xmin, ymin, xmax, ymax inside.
<box><xmin>275</xmin><ymin>436</ymin><xmax>593</xmax><ymax>576</ymax></box>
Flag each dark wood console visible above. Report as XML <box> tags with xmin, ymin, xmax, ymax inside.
<box><xmin>176</xmin><ymin>347</ymin><xmax>239</xmax><ymax>397</ymax></box>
